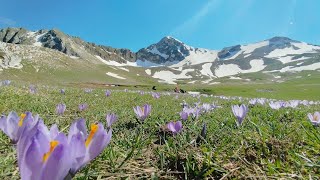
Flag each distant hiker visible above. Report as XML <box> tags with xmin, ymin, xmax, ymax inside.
<box><xmin>174</xmin><ymin>85</ymin><xmax>186</xmax><ymax>93</ymax></box>
<box><xmin>174</xmin><ymin>85</ymin><xmax>180</xmax><ymax>93</ymax></box>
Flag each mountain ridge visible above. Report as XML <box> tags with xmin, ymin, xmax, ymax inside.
<box><xmin>1</xmin><ymin>27</ymin><xmax>320</xmax><ymax>85</ymax></box>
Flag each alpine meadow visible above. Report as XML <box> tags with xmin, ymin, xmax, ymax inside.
<box><xmin>0</xmin><ymin>0</ymin><xmax>320</xmax><ymax>179</ymax></box>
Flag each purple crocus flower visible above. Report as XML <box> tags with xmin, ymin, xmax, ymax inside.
<box><xmin>179</xmin><ymin>111</ymin><xmax>189</xmax><ymax>121</ymax></box>
<box><xmin>307</xmin><ymin>112</ymin><xmax>320</xmax><ymax>126</ymax></box>
<box><xmin>56</xmin><ymin>104</ymin><xmax>66</xmax><ymax>115</ymax></box>
<box><xmin>191</xmin><ymin>108</ymin><xmax>201</xmax><ymax>119</ymax></box>
<box><xmin>249</xmin><ymin>99</ymin><xmax>257</xmax><ymax>105</ymax></box>
<box><xmin>133</xmin><ymin>104</ymin><xmax>151</xmax><ymax>121</ymax></box>
<box><xmin>16</xmin><ymin>117</ymin><xmax>112</xmax><ymax>179</ymax></box>
<box><xmin>78</xmin><ymin>104</ymin><xmax>88</xmax><ymax>111</ymax></box>
<box><xmin>257</xmin><ymin>98</ymin><xmax>266</xmax><ymax>105</ymax></box>
<box><xmin>152</xmin><ymin>92</ymin><xmax>160</xmax><ymax>99</ymax></box>
<box><xmin>269</xmin><ymin>101</ymin><xmax>283</xmax><ymax>110</ymax></box>
<box><xmin>231</xmin><ymin>104</ymin><xmax>248</xmax><ymax>126</ymax></box>
<box><xmin>300</xmin><ymin>100</ymin><xmax>309</xmax><ymax>106</ymax></box>
<box><xmin>202</xmin><ymin>103</ymin><xmax>213</xmax><ymax>112</ymax></box>
<box><xmin>2</xmin><ymin>80</ymin><xmax>11</xmax><ymax>86</ymax></box>
<box><xmin>105</xmin><ymin>90</ymin><xmax>111</xmax><ymax>97</ymax></box>
<box><xmin>287</xmin><ymin>100</ymin><xmax>299</xmax><ymax>108</ymax></box>
<box><xmin>182</xmin><ymin>107</ymin><xmax>194</xmax><ymax>116</ymax></box>
<box><xmin>167</xmin><ymin>121</ymin><xmax>183</xmax><ymax>134</ymax></box>
<box><xmin>60</xmin><ymin>89</ymin><xmax>65</xmax><ymax>94</ymax></box>
<box><xmin>67</xmin><ymin>119</ymin><xmax>112</xmax><ymax>175</ymax></box>
<box><xmin>0</xmin><ymin>112</ymin><xmax>38</xmax><ymax>143</ymax></box>
<box><xmin>106</xmin><ymin>113</ymin><xmax>117</xmax><ymax>127</ymax></box>
<box><xmin>18</xmin><ymin>124</ymin><xmax>72</xmax><ymax>180</ymax></box>
<box><xmin>29</xmin><ymin>85</ymin><xmax>36</xmax><ymax>94</ymax></box>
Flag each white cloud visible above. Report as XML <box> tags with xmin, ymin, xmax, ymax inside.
<box><xmin>0</xmin><ymin>17</ymin><xmax>16</xmax><ymax>26</ymax></box>
<box><xmin>170</xmin><ymin>0</ymin><xmax>221</xmax><ymax>36</ymax></box>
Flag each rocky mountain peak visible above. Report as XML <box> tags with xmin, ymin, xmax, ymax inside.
<box><xmin>136</xmin><ymin>36</ymin><xmax>191</xmax><ymax>64</ymax></box>
<box><xmin>267</xmin><ymin>36</ymin><xmax>300</xmax><ymax>48</ymax></box>
<box><xmin>159</xmin><ymin>36</ymin><xmax>184</xmax><ymax>44</ymax></box>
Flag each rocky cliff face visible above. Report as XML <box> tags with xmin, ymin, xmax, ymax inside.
<box><xmin>0</xmin><ymin>27</ymin><xmax>136</xmax><ymax>63</ymax></box>
<box><xmin>136</xmin><ymin>36</ymin><xmax>191</xmax><ymax>64</ymax></box>
<box><xmin>0</xmin><ymin>27</ymin><xmax>33</xmax><ymax>44</ymax></box>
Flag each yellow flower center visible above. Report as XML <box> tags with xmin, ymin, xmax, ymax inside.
<box><xmin>85</xmin><ymin>124</ymin><xmax>99</xmax><ymax>147</ymax></box>
<box><xmin>18</xmin><ymin>114</ymin><xmax>26</xmax><ymax>127</ymax></box>
<box><xmin>314</xmin><ymin>115</ymin><xmax>319</xmax><ymax>121</ymax></box>
<box><xmin>42</xmin><ymin>141</ymin><xmax>59</xmax><ymax>162</ymax></box>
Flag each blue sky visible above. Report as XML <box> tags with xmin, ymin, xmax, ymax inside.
<box><xmin>1</xmin><ymin>0</ymin><xmax>319</xmax><ymax>51</ymax></box>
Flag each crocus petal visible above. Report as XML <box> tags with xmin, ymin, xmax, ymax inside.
<box><xmin>315</xmin><ymin>112</ymin><xmax>320</xmax><ymax>121</ymax></box>
<box><xmin>68</xmin><ymin>119</ymin><xmax>88</xmax><ymax>141</ymax></box>
<box><xmin>106</xmin><ymin>113</ymin><xmax>117</xmax><ymax>127</ymax></box>
<box><xmin>41</xmin><ymin>143</ymin><xmax>71</xmax><ymax>180</ymax></box>
<box><xmin>23</xmin><ymin>137</ymin><xmax>43</xmax><ymax>180</ymax></box>
<box><xmin>167</xmin><ymin>122</ymin><xmax>176</xmax><ymax>133</ymax></box>
<box><xmin>0</xmin><ymin>115</ymin><xmax>7</xmax><ymax>135</ymax></box>
<box><xmin>133</xmin><ymin>107</ymin><xmax>139</xmax><ymax>117</ymax></box>
<box><xmin>50</xmin><ymin>124</ymin><xmax>59</xmax><ymax>140</ymax></box>
<box><xmin>17</xmin><ymin>120</ymin><xmax>43</xmax><ymax>169</ymax></box>
<box><xmin>231</xmin><ymin>105</ymin><xmax>238</xmax><ymax>117</ymax></box>
<box><xmin>174</xmin><ymin>121</ymin><xmax>183</xmax><ymax>132</ymax></box>
<box><xmin>180</xmin><ymin>111</ymin><xmax>188</xmax><ymax>121</ymax></box>
<box><xmin>84</xmin><ymin>124</ymin><xmax>112</xmax><ymax>166</ymax></box>
<box><xmin>307</xmin><ymin>113</ymin><xmax>313</xmax><ymax>122</ymax></box>
<box><xmin>69</xmin><ymin>133</ymin><xmax>86</xmax><ymax>173</ymax></box>
<box><xmin>144</xmin><ymin>104</ymin><xmax>151</xmax><ymax>117</ymax></box>
<box><xmin>6</xmin><ymin>112</ymin><xmax>20</xmax><ymax>141</ymax></box>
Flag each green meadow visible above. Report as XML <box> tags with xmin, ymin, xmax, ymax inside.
<box><xmin>0</xmin><ymin>85</ymin><xmax>319</xmax><ymax>179</ymax></box>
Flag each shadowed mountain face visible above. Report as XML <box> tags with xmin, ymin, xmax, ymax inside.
<box><xmin>136</xmin><ymin>36</ymin><xmax>191</xmax><ymax>64</ymax></box>
<box><xmin>1</xmin><ymin>27</ymin><xmax>320</xmax><ymax>85</ymax></box>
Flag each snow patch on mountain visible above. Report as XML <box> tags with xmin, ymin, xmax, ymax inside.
<box><xmin>118</xmin><ymin>67</ymin><xmax>129</xmax><ymax>72</ymax></box>
<box><xmin>278</xmin><ymin>62</ymin><xmax>320</xmax><ymax>72</ymax></box>
<box><xmin>215</xmin><ymin>59</ymin><xmax>266</xmax><ymax>77</ymax></box>
<box><xmin>106</xmin><ymin>72</ymin><xmax>126</xmax><ymax>79</ymax></box>
<box><xmin>170</xmin><ymin>48</ymin><xmax>218</xmax><ymax>67</ymax></box>
<box><xmin>229</xmin><ymin>76</ymin><xmax>242</xmax><ymax>80</ymax></box>
<box><xmin>242</xmin><ymin>41</ymin><xmax>269</xmax><ymax>54</ymax></box>
<box><xmin>33</xmin><ymin>32</ymin><xmax>46</xmax><ymax>47</ymax></box>
<box><xmin>145</xmin><ymin>69</ymin><xmax>151</xmax><ymax>75</ymax></box>
<box><xmin>266</xmin><ymin>42</ymin><xmax>320</xmax><ymax>59</ymax></box>
<box><xmin>152</xmin><ymin>69</ymin><xmax>194</xmax><ymax>84</ymax></box>
<box><xmin>200</xmin><ymin>63</ymin><xmax>215</xmax><ymax>77</ymax></box>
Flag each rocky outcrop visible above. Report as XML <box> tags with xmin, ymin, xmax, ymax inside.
<box><xmin>0</xmin><ymin>28</ymin><xmax>32</xmax><ymax>44</ymax></box>
<box><xmin>136</xmin><ymin>36</ymin><xmax>190</xmax><ymax>64</ymax></box>
<box><xmin>218</xmin><ymin>45</ymin><xmax>241</xmax><ymax>59</ymax></box>
<box><xmin>0</xmin><ymin>27</ymin><xmax>136</xmax><ymax>63</ymax></box>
